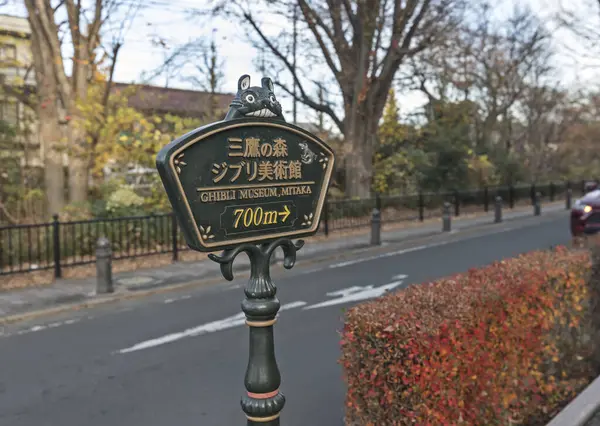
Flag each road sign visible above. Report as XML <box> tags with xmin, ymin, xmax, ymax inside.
<box><xmin>156</xmin><ymin>115</ymin><xmax>335</xmax><ymax>252</ymax></box>
<box><xmin>157</xmin><ymin>74</ymin><xmax>336</xmax><ymax>426</ymax></box>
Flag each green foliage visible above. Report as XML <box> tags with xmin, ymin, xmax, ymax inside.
<box><xmin>74</xmin><ymin>80</ymin><xmax>208</xmax><ymax>217</ymax></box>
<box><xmin>417</xmin><ymin>100</ymin><xmax>474</xmax><ymax>192</ymax></box>
<box><xmin>0</xmin><ymin>111</ymin><xmax>45</xmax><ymax>223</ymax></box>
<box><xmin>373</xmin><ymin>93</ymin><xmax>499</xmax><ymax>195</ymax></box>
<box><xmin>373</xmin><ymin>89</ymin><xmax>427</xmax><ymax>194</ymax></box>
<box><xmin>61</xmin><ymin>202</ymin><xmax>95</xmax><ymax>221</ymax></box>
<box><xmin>105</xmin><ymin>187</ymin><xmax>146</xmax><ymax>217</ymax></box>
<box><xmin>143</xmin><ymin>174</ymin><xmax>173</xmax><ymax>214</ymax></box>
<box><xmin>484</xmin><ymin>148</ymin><xmax>526</xmax><ymax>185</ymax></box>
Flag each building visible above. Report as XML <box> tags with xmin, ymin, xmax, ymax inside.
<box><xmin>0</xmin><ymin>14</ymin><xmax>39</xmax><ymax>168</ymax></box>
<box><xmin>111</xmin><ymin>83</ymin><xmax>234</xmax><ymax>120</ymax></box>
<box><xmin>0</xmin><ymin>14</ymin><xmax>236</xmax><ymax>176</ymax></box>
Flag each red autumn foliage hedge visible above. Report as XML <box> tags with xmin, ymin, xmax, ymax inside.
<box><xmin>340</xmin><ymin>246</ymin><xmax>600</xmax><ymax>425</ymax></box>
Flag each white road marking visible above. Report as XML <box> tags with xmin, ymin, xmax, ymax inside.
<box><xmin>327</xmin><ymin>225</ymin><xmax>518</xmax><ymax>270</ymax></box>
<box><xmin>302</xmin><ymin>278</ymin><xmax>406</xmax><ymax>310</ymax></box>
<box><xmin>164</xmin><ymin>295</ymin><xmax>192</xmax><ymax>304</ymax></box>
<box><xmin>117</xmin><ymin>301</ymin><xmax>308</xmax><ymax>355</ymax></box>
<box><xmin>11</xmin><ymin>318</ymin><xmax>82</xmax><ymax>337</ymax></box>
<box><xmin>328</xmin><ymin>244</ymin><xmax>434</xmax><ymax>269</ymax></box>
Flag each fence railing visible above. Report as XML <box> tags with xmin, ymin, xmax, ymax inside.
<box><xmin>0</xmin><ymin>181</ymin><xmax>586</xmax><ymax>277</ymax></box>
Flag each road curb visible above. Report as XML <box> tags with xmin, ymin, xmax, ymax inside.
<box><xmin>0</xmin><ymin>275</ymin><xmax>226</xmax><ymax>326</ymax></box>
<box><xmin>0</xmin><ymin>208</ymin><xmax>569</xmax><ymax>326</ymax></box>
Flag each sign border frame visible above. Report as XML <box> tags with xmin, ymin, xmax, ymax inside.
<box><xmin>156</xmin><ymin>118</ymin><xmax>335</xmax><ymax>252</ymax></box>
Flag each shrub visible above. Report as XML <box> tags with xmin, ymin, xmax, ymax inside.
<box><xmin>340</xmin><ymin>247</ymin><xmax>598</xmax><ymax>425</ymax></box>
<box><xmin>106</xmin><ymin>186</ymin><xmax>145</xmax><ymax>217</ymax></box>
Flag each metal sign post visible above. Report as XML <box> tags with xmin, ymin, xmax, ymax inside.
<box><xmin>156</xmin><ymin>74</ymin><xmax>335</xmax><ymax>425</ymax></box>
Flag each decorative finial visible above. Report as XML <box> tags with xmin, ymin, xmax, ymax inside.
<box><xmin>224</xmin><ymin>74</ymin><xmax>285</xmax><ymax>121</ymax></box>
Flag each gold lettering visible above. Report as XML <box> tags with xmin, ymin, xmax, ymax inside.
<box><xmin>258</xmin><ymin>161</ymin><xmax>274</xmax><ymax>181</ymax></box>
<box><xmin>260</xmin><ymin>143</ymin><xmax>273</xmax><ymax>157</ymax></box>
<box><xmin>228</xmin><ymin>137</ymin><xmax>244</xmax><ymax>157</ymax></box>
<box><xmin>278</xmin><ymin>185</ymin><xmax>311</xmax><ymax>196</ymax></box>
<box><xmin>238</xmin><ymin>187</ymin><xmax>278</xmax><ymax>200</ymax></box>
<box><xmin>263</xmin><ymin>210</ymin><xmax>277</xmax><ymax>224</ymax></box>
<box><xmin>288</xmin><ymin>160</ymin><xmax>302</xmax><ymax>179</ymax></box>
<box><xmin>244</xmin><ymin>137</ymin><xmax>261</xmax><ymax>158</ymax></box>
<box><xmin>272</xmin><ymin>138</ymin><xmax>288</xmax><ymax>157</ymax></box>
<box><xmin>229</xmin><ymin>205</ymin><xmax>291</xmax><ymax>229</ymax></box>
<box><xmin>273</xmin><ymin>160</ymin><xmax>288</xmax><ymax>180</ymax></box>
<box><xmin>233</xmin><ymin>208</ymin><xmax>244</xmax><ymax>228</ymax></box>
<box><xmin>199</xmin><ymin>190</ymin><xmax>236</xmax><ymax>203</ymax></box>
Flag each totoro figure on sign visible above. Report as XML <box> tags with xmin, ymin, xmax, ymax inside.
<box><xmin>224</xmin><ymin>74</ymin><xmax>285</xmax><ymax>121</ymax></box>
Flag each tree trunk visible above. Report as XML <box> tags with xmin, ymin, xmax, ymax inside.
<box><xmin>343</xmin><ymin>107</ymin><xmax>378</xmax><ymax>198</ymax></box>
<box><xmin>39</xmin><ymin>107</ymin><xmax>66</xmax><ymax>216</ymax></box>
<box><xmin>68</xmin><ymin>120</ymin><xmax>89</xmax><ymax>204</ymax></box>
<box><xmin>69</xmin><ymin>157</ymin><xmax>88</xmax><ymax>204</ymax></box>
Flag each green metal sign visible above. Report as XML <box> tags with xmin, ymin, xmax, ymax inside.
<box><xmin>156</xmin><ymin>77</ymin><xmax>335</xmax><ymax>252</ymax></box>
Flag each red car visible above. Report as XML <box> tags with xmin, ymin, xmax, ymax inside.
<box><xmin>571</xmin><ymin>181</ymin><xmax>600</xmax><ymax>236</ymax></box>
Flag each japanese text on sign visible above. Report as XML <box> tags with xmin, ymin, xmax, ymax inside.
<box><xmin>211</xmin><ymin>137</ymin><xmax>303</xmax><ymax>184</ymax></box>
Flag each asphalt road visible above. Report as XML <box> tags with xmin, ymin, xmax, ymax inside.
<box><xmin>0</xmin><ymin>213</ymin><xmax>572</xmax><ymax>426</ymax></box>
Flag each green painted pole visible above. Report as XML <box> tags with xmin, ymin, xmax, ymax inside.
<box><xmin>209</xmin><ymin>238</ymin><xmax>304</xmax><ymax>425</ymax></box>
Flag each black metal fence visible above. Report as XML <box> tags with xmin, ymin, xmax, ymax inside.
<box><xmin>0</xmin><ymin>181</ymin><xmax>585</xmax><ymax>277</ymax></box>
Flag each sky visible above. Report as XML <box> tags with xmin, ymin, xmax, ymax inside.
<box><xmin>4</xmin><ymin>0</ymin><xmax>600</xmax><ymax>130</ymax></box>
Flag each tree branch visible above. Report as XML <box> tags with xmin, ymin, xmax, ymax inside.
<box><xmin>64</xmin><ymin>0</ymin><xmax>79</xmax><ymax>55</ymax></box>
<box><xmin>65</xmin><ymin>0</ymin><xmax>82</xmax><ymax>98</ymax></box>
<box><xmin>87</xmin><ymin>0</ymin><xmax>104</xmax><ymax>53</ymax></box>
<box><xmin>297</xmin><ymin>0</ymin><xmax>342</xmax><ymax>83</ymax></box>
<box><xmin>375</xmin><ymin>0</ymin><xmax>432</xmax><ymax>101</ymax></box>
<box><xmin>325</xmin><ymin>0</ymin><xmax>349</xmax><ymax>52</ymax></box>
<box><xmin>242</xmin><ymin>11</ymin><xmax>344</xmax><ymax>132</ymax></box>
<box><xmin>341</xmin><ymin>0</ymin><xmax>358</xmax><ymax>34</ymax></box>
<box><xmin>370</xmin><ymin>0</ymin><xmax>388</xmax><ymax>78</ymax></box>
<box><xmin>88</xmin><ymin>41</ymin><xmax>122</xmax><ymax>172</ymax></box>
<box><xmin>29</xmin><ymin>0</ymin><xmax>73</xmax><ymax>110</ymax></box>
<box><xmin>274</xmin><ymin>81</ymin><xmax>344</xmax><ymax>131</ymax></box>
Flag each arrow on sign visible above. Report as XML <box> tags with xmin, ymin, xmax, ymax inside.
<box><xmin>278</xmin><ymin>205</ymin><xmax>291</xmax><ymax>222</ymax></box>
<box><xmin>302</xmin><ymin>274</ymin><xmax>407</xmax><ymax>310</ymax></box>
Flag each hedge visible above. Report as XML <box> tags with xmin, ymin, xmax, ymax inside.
<box><xmin>340</xmin><ymin>246</ymin><xmax>600</xmax><ymax>425</ymax></box>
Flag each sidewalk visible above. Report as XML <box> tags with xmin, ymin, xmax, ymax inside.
<box><xmin>0</xmin><ymin>202</ymin><xmax>568</xmax><ymax>322</ymax></box>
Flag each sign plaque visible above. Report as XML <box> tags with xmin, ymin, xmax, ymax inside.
<box><xmin>156</xmin><ymin>74</ymin><xmax>336</xmax><ymax>426</ymax></box>
<box><xmin>156</xmin><ymin>75</ymin><xmax>335</xmax><ymax>252</ymax></box>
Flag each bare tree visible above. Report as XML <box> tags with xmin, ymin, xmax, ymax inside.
<box><xmin>23</xmin><ymin>0</ymin><xmax>127</xmax><ymax>215</ymax></box>
<box><xmin>87</xmin><ymin>1</ymin><xmax>142</xmax><ymax>175</ymax></box>
<box><xmin>410</xmin><ymin>1</ymin><xmax>553</xmax><ymax>153</ymax></box>
<box><xmin>208</xmin><ymin>0</ymin><xmax>463</xmax><ymax>197</ymax></box>
<box><xmin>139</xmin><ymin>35</ymin><xmax>227</xmax><ymax>122</ymax></box>
<box><xmin>516</xmin><ymin>81</ymin><xmax>582</xmax><ymax>182</ymax></box>
<box><xmin>554</xmin><ymin>92</ymin><xmax>600</xmax><ymax>178</ymax></box>
<box><xmin>181</xmin><ymin>35</ymin><xmax>226</xmax><ymax>120</ymax></box>
<box><xmin>554</xmin><ymin>0</ymin><xmax>600</xmax><ymax>66</ymax></box>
